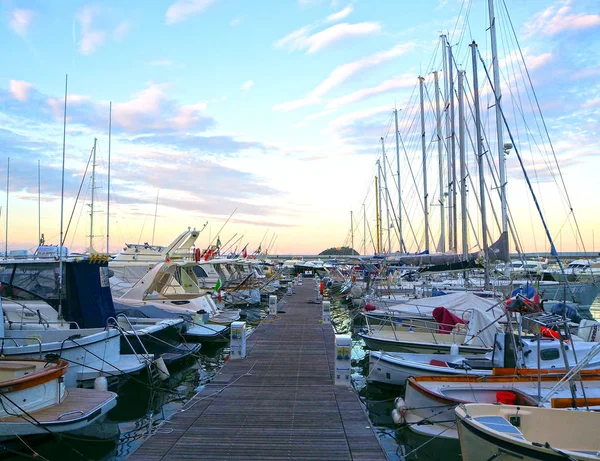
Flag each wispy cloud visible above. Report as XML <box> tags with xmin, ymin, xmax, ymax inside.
<box><xmin>276</xmin><ymin>21</ymin><xmax>380</xmax><ymax>55</ymax></box>
<box><xmin>273</xmin><ymin>42</ymin><xmax>414</xmax><ymax>111</ymax></box>
<box><xmin>326</xmin><ymin>5</ymin><xmax>353</xmax><ymax>22</ymax></box>
<box><xmin>241</xmin><ymin>80</ymin><xmax>254</xmax><ymax>93</ymax></box>
<box><xmin>165</xmin><ymin>0</ymin><xmax>216</xmax><ymax>25</ymax></box>
<box><xmin>9</xmin><ymin>80</ymin><xmax>32</xmax><ymax>102</ymax></box>
<box><xmin>326</xmin><ymin>75</ymin><xmax>414</xmax><ymax>110</ymax></box>
<box><xmin>9</xmin><ymin>9</ymin><xmax>34</xmax><ymax>37</ymax></box>
<box><xmin>524</xmin><ymin>0</ymin><xmax>600</xmax><ymax>38</ymax></box>
<box><xmin>76</xmin><ymin>5</ymin><xmax>106</xmax><ymax>55</ymax></box>
<box><xmin>113</xmin><ymin>21</ymin><xmax>130</xmax><ymax>41</ymax></box>
<box><xmin>230</xmin><ymin>17</ymin><xmax>241</xmax><ymax>27</ymax></box>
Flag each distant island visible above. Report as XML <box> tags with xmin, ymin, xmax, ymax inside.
<box><xmin>318</xmin><ymin>247</ymin><xmax>359</xmax><ymax>256</ymax></box>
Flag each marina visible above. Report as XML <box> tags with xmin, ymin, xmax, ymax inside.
<box><xmin>2</xmin><ymin>0</ymin><xmax>600</xmax><ymax>459</ymax></box>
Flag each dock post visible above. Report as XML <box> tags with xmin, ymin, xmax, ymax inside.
<box><xmin>269</xmin><ymin>295</ymin><xmax>278</xmax><ymax>315</ymax></box>
<box><xmin>322</xmin><ymin>300</ymin><xmax>331</xmax><ymax>323</ymax></box>
<box><xmin>230</xmin><ymin>321</ymin><xmax>247</xmax><ymax>359</ymax></box>
<box><xmin>334</xmin><ymin>334</ymin><xmax>352</xmax><ymax>386</ymax></box>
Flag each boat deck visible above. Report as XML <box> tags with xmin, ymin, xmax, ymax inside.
<box><xmin>128</xmin><ymin>283</ymin><xmax>388</xmax><ymax>460</ymax></box>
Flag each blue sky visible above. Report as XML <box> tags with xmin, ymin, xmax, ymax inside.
<box><xmin>1</xmin><ymin>0</ymin><xmax>599</xmax><ymax>255</ymax></box>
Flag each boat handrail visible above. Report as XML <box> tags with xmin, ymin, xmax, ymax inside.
<box><xmin>106</xmin><ymin>315</ymin><xmax>152</xmax><ymax>366</ymax></box>
<box><xmin>0</xmin><ymin>336</ymin><xmax>43</xmax><ymax>358</ymax></box>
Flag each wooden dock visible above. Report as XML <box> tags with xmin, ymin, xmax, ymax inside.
<box><xmin>128</xmin><ymin>283</ymin><xmax>388</xmax><ymax>461</ymax></box>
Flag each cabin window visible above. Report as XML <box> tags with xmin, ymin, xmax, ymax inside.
<box><xmin>192</xmin><ymin>266</ymin><xmax>208</xmax><ymax>278</ymax></box>
<box><xmin>540</xmin><ymin>348</ymin><xmax>560</xmax><ymax>361</ymax></box>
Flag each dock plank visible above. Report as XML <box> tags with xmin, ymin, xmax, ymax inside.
<box><xmin>127</xmin><ymin>283</ymin><xmax>387</xmax><ymax>460</ymax></box>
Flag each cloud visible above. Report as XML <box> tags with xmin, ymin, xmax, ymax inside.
<box><xmin>325</xmin><ymin>75</ymin><xmax>414</xmax><ymax>110</ymax></box>
<box><xmin>325</xmin><ymin>104</ymin><xmax>393</xmax><ymax>135</ymax></box>
<box><xmin>524</xmin><ymin>0</ymin><xmax>600</xmax><ymax>38</ymax></box>
<box><xmin>326</xmin><ymin>5</ymin><xmax>353</xmax><ymax>22</ymax></box>
<box><xmin>230</xmin><ymin>17</ymin><xmax>241</xmax><ymax>27</ymax></box>
<box><xmin>9</xmin><ymin>80</ymin><xmax>33</xmax><ymax>102</ymax></box>
<box><xmin>165</xmin><ymin>0</ymin><xmax>215</xmax><ymax>25</ymax></box>
<box><xmin>150</xmin><ymin>59</ymin><xmax>174</xmax><ymax>67</ymax></box>
<box><xmin>276</xmin><ymin>21</ymin><xmax>380</xmax><ymax>54</ymax></box>
<box><xmin>44</xmin><ymin>83</ymin><xmax>215</xmax><ymax>134</ymax></box>
<box><xmin>114</xmin><ymin>21</ymin><xmax>130</xmax><ymax>41</ymax></box>
<box><xmin>76</xmin><ymin>6</ymin><xmax>106</xmax><ymax>55</ymax></box>
<box><xmin>241</xmin><ymin>80</ymin><xmax>254</xmax><ymax>93</ymax></box>
<box><xmin>128</xmin><ymin>133</ymin><xmax>267</xmax><ymax>155</ymax></box>
<box><xmin>273</xmin><ymin>42</ymin><xmax>414</xmax><ymax>111</ymax></box>
<box><xmin>9</xmin><ymin>9</ymin><xmax>34</xmax><ymax>37</ymax></box>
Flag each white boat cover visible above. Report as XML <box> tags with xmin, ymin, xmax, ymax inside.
<box><xmin>382</xmin><ymin>291</ymin><xmax>505</xmax><ymax>322</ymax></box>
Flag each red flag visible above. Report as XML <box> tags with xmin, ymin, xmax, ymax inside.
<box><xmin>242</xmin><ymin>248</ymin><xmax>247</xmax><ymax>258</ymax></box>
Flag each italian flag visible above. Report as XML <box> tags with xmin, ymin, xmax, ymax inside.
<box><xmin>214</xmin><ymin>279</ymin><xmax>222</xmax><ymax>292</ymax></box>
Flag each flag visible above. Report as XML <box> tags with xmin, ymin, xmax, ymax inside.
<box><xmin>242</xmin><ymin>244</ymin><xmax>248</xmax><ymax>259</ymax></box>
<box><xmin>255</xmin><ymin>244</ymin><xmax>262</xmax><ymax>254</ymax></box>
<box><xmin>214</xmin><ymin>279</ymin><xmax>222</xmax><ymax>292</ymax></box>
<box><xmin>216</xmin><ymin>236</ymin><xmax>222</xmax><ymax>248</ymax></box>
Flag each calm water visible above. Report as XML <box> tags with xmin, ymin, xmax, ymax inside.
<box><xmin>7</xmin><ymin>291</ymin><xmax>600</xmax><ymax>460</ymax></box>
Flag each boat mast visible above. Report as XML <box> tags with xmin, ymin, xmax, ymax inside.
<box><xmin>89</xmin><ymin>137</ymin><xmax>98</xmax><ymax>253</ymax></box>
<box><xmin>394</xmin><ymin>108</ymin><xmax>404</xmax><ymax>252</ymax></box>
<box><xmin>58</xmin><ymin>74</ymin><xmax>68</xmax><ymax>319</ymax></box>
<box><xmin>38</xmin><ymin>159</ymin><xmax>41</xmax><ymax>248</ymax></box>
<box><xmin>419</xmin><ymin>77</ymin><xmax>429</xmax><ymax>252</ymax></box>
<box><xmin>4</xmin><ymin>157</ymin><xmax>8</xmax><ymax>258</ymax></box>
<box><xmin>375</xmin><ymin>174</ymin><xmax>381</xmax><ymax>254</ymax></box>
<box><xmin>471</xmin><ymin>41</ymin><xmax>489</xmax><ymax>288</ymax></box>
<box><xmin>350</xmin><ymin>210</ymin><xmax>354</xmax><ymax>252</ymax></box>
<box><xmin>488</xmin><ymin>0</ymin><xmax>508</xmax><ymax>241</ymax></box>
<box><xmin>441</xmin><ymin>34</ymin><xmax>453</xmax><ymax>252</ymax></box>
<box><xmin>458</xmin><ymin>71</ymin><xmax>468</xmax><ymax>260</ymax></box>
<box><xmin>433</xmin><ymin>71</ymin><xmax>445</xmax><ymax>253</ymax></box>
<box><xmin>380</xmin><ymin>137</ymin><xmax>391</xmax><ymax>253</ymax></box>
<box><xmin>106</xmin><ymin>102</ymin><xmax>112</xmax><ymax>254</ymax></box>
<box><xmin>448</xmin><ymin>42</ymin><xmax>458</xmax><ymax>252</ymax></box>
<box><xmin>363</xmin><ymin>203</ymin><xmax>366</xmax><ymax>255</ymax></box>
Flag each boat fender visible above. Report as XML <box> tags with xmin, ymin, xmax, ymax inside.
<box><xmin>154</xmin><ymin>357</ymin><xmax>170</xmax><ymax>380</ymax></box>
<box><xmin>450</xmin><ymin>343</ymin><xmax>459</xmax><ymax>356</ymax></box>
<box><xmin>94</xmin><ymin>376</ymin><xmax>108</xmax><ymax>392</ymax></box>
<box><xmin>392</xmin><ymin>397</ymin><xmax>408</xmax><ymax>424</ymax></box>
<box><xmin>194</xmin><ymin>248</ymin><xmax>201</xmax><ymax>262</ymax></box>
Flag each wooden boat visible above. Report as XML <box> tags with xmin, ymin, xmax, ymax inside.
<box><xmin>456</xmin><ymin>403</ymin><xmax>600</xmax><ymax>460</ymax></box>
<box><xmin>394</xmin><ymin>367</ymin><xmax>600</xmax><ymax>440</ymax></box>
<box><xmin>0</xmin><ymin>358</ymin><xmax>116</xmax><ymax>440</ymax></box>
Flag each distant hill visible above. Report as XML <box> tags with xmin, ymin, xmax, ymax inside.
<box><xmin>318</xmin><ymin>247</ymin><xmax>359</xmax><ymax>256</ymax></box>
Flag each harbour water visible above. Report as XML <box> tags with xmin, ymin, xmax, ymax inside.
<box><xmin>7</xmin><ymin>292</ymin><xmax>599</xmax><ymax>460</ymax></box>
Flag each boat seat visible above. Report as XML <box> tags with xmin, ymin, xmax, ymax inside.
<box><xmin>0</xmin><ymin>363</ymin><xmax>37</xmax><ymax>371</ymax></box>
<box><xmin>474</xmin><ymin>415</ymin><xmax>525</xmax><ymax>439</ymax></box>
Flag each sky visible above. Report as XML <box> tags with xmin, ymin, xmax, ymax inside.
<box><xmin>0</xmin><ymin>0</ymin><xmax>599</xmax><ymax>256</ymax></box>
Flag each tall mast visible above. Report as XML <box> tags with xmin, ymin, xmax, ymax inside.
<box><xmin>350</xmin><ymin>210</ymin><xmax>354</xmax><ymax>252</ymax></box>
<box><xmin>89</xmin><ymin>137</ymin><xmax>98</xmax><ymax>253</ymax></box>
<box><xmin>488</xmin><ymin>0</ymin><xmax>508</xmax><ymax>238</ymax></box>
<box><xmin>380</xmin><ymin>137</ymin><xmax>391</xmax><ymax>253</ymax></box>
<box><xmin>448</xmin><ymin>42</ymin><xmax>458</xmax><ymax>252</ymax></box>
<box><xmin>4</xmin><ymin>157</ymin><xmax>9</xmax><ymax>258</ymax></box>
<box><xmin>375</xmin><ymin>174</ymin><xmax>381</xmax><ymax>254</ymax></box>
<box><xmin>419</xmin><ymin>76</ymin><xmax>429</xmax><ymax>252</ymax></box>
<box><xmin>394</xmin><ymin>108</ymin><xmax>404</xmax><ymax>252</ymax></box>
<box><xmin>58</xmin><ymin>74</ymin><xmax>68</xmax><ymax>319</ymax></box>
<box><xmin>363</xmin><ymin>203</ymin><xmax>366</xmax><ymax>255</ymax></box>
<box><xmin>37</xmin><ymin>159</ymin><xmax>41</xmax><ymax>247</ymax></box>
<box><xmin>442</xmin><ymin>34</ymin><xmax>453</xmax><ymax>252</ymax></box>
<box><xmin>433</xmin><ymin>71</ymin><xmax>445</xmax><ymax>253</ymax></box>
<box><xmin>471</xmin><ymin>41</ymin><xmax>489</xmax><ymax>287</ymax></box>
<box><xmin>106</xmin><ymin>102</ymin><xmax>112</xmax><ymax>254</ymax></box>
<box><xmin>458</xmin><ymin>71</ymin><xmax>468</xmax><ymax>260</ymax></box>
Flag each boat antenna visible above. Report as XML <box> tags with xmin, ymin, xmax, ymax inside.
<box><xmin>151</xmin><ymin>189</ymin><xmax>159</xmax><ymax>245</ymax></box>
<box><xmin>4</xmin><ymin>157</ymin><xmax>9</xmax><ymax>258</ymax></box>
<box><xmin>106</xmin><ymin>102</ymin><xmax>112</xmax><ymax>254</ymax></box>
<box><xmin>58</xmin><ymin>74</ymin><xmax>68</xmax><ymax>319</ymax></box>
<box><xmin>209</xmin><ymin>207</ymin><xmax>238</xmax><ymax>247</ymax></box>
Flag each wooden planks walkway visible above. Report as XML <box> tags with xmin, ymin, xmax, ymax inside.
<box><xmin>128</xmin><ymin>283</ymin><xmax>388</xmax><ymax>461</ymax></box>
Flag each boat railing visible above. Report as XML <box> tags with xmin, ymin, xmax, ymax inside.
<box><xmin>0</xmin><ymin>336</ymin><xmax>43</xmax><ymax>358</ymax></box>
<box><xmin>107</xmin><ymin>315</ymin><xmax>153</xmax><ymax>366</ymax></box>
